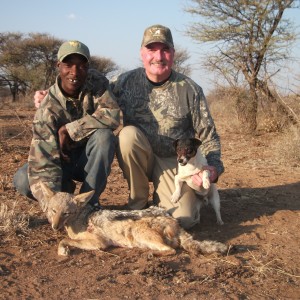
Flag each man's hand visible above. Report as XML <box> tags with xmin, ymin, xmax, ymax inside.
<box><xmin>34</xmin><ymin>90</ymin><xmax>48</xmax><ymax>108</ymax></box>
<box><xmin>192</xmin><ymin>165</ymin><xmax>218</xmax><ymax>187</ymax></box>
<box><xmin>58</xmin><ymin>125</ymin><xmax>73</xmax><ymax>162</ymax></box>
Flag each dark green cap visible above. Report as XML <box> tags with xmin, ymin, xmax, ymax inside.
<box><xmin>57</xmin><ymin>40</ymin><xmax>90</xmax><ymax>62</ymax></box>
<box><xmin>141</xmin><ymin>24</ymin><xmax>174</xmax><ymax>48</ymax></box>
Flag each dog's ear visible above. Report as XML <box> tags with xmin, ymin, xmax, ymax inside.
<box><xmin>73</xmin><ymin>190</ymin><xmax>95</xmax><ymax>207</ymax></box>
<box><xmin>173</xmin><ymin>139</ymin><xmax>179</xmax><ymax>149</ymax></box>
<box><xmin>192</xmin><ymin>138</ymin><xmax>202</xmax><ymax>148</ymax></box>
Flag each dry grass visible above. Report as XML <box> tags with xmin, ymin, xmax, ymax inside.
<box><xmin>207</xmin><ymin>87</ymin><xmax>241</xmax><ymax>133</ymax></box>
<box><xmin>0</xmin><ymin>95</ymin><xmax>35</xmax><ymax>110</ymax></box>
<box><xmin>207</xmin><ymin>86</ymin><xmax>300</xmax><ymax>166</ymax></box>
<box><xmin>246</xmin><ymin>250</ymin><xmax>300</xmax><ymax>279</ymax></box>
<box><xmin>207</xmin><ymin>249</ymin><xmax>300</xmax><ymax>280</ymax></box>
<box><xmin>0</xmin><ymin>174</ymin><xmax>10</xmax><ymax>191</ymax></box>
<box><xmin>0</xmin><ymin>201</ymin><xmax>30</xmax><ymax>236</ymax></box>
<box><xmin>272</xmin><ymin>125</ymin><xmax>300</xmax><ymax>166</ymax></box>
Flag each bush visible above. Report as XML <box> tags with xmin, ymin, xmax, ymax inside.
<box><xmin>273</xmin><ymin>125</ymin><xmax>300</xmax><ymax>167</ymax></box>
<box><xmin>207</xmin><ymin>86</ymin><xmax>241</xmax><ymax>132</ymax></box>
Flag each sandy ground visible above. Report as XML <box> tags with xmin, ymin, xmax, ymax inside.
<box><xmin>0</xmin><ymin>108</ymin><xmax>300</xmax><ymax>300</ymax></box>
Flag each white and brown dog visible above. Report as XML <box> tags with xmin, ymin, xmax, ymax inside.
<box><xmin>171</xmin><ymin>138</ymin><xmax>224</xmax><ymax>225</ymax></box>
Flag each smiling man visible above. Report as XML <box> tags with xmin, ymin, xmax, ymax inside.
<box><xmin>139</xmin><ymin>26</ymin><xmax>174</xmax><ymax>83</ymax></box>
<box><xmin>112</xmin><ymin>24</ymin><xmax>224</xmax><ymax>229</ymax></box>
<box><xmin>13</xmin><ymin>40</ymin><xmax>120</xmax><ymax>214</ymax></box>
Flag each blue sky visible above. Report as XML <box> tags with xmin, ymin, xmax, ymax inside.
<box><xmin>1</xmin><ymin>0</ymin><xmax>299</xmax><ymax>93</ymax></box>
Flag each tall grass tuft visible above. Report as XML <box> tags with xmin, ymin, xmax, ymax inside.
<box><xmin>0</xmin><ymin>201</ymin><xmax>30</xmax><ymax>236</ymax></box>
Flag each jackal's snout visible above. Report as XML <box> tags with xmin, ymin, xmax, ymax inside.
<box><xmin>47</xmin><ymin>208</ymin><xmax>69</xmax><ymax>231</ymax></box>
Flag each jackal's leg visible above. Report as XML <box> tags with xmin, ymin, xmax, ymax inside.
<box><xmin>58</xmin><ymin>237</ymin><xmax>108</xmax><ymax>256</ymax></box>
<box><xmin>134</xmin><ymin>229</ymin><xmax>176</xmax><ymax>254</ymax></box>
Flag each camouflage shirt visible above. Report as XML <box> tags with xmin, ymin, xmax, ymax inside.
<box><xmin>111</xmin><ymin>67</ymin><xmax>224</xmax><ymax>175</ymax></box>
<box><xmin>28</xmin><ymin>69</ymin><xmax>120</xmax><ymax>208</ymax></box>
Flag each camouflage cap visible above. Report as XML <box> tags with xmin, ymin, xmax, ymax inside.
<box><xmin>57</xmin><ymin>40</ymin><xmax>90</xmax><ymax>62</ymax></box>
<box><xmin>141</xmin><ymin>24</ymin><xmax>174</xmax><ymax>48</ymax></box>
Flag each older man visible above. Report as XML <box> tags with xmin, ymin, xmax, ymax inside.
<box><xmin>113</xmin><ymin>24</ymin><xmax>224</xmax><ymax>228</ymax></box>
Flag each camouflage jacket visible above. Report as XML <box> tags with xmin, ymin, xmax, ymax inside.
<box><xmin>111</xmin><ymin>67</ymin><xmax>224</xmax><ymax>175</ymax></box>
<box><xmin>28</xmin><ymin>69</ymin><xmax>120</xmax><ymax>208</ymax></box>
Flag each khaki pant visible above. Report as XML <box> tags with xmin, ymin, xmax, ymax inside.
<box><xmin>116</xmin><ymin>126</ymin><xmax>201</xmax><ymax>229</ymax></box>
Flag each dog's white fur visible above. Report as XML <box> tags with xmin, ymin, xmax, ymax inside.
<box><xmin>171</xmin><ymin>143</ymin><xmax>224</xmax><ymax>225</ymax></box>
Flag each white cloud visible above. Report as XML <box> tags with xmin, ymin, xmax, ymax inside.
<box><xmin>67</xmin><ymin>13</ymin><xmax>77</xmax><ymax>20</ymax></box>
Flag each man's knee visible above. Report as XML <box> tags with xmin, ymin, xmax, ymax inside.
<box><xmin>177</xmin><ymin>215</ymin><xmax>200</xmax><ymax>229</ymax></box>
<box><xmin>166</xmin><ymin>205</ymin><xmax>200</xmax><ymax>229</ymax></box>
<box><xmin>118</xmin><ymin>126</ymin><xmax>148</xmax><ymax>156</ymax></box>
<box><xmin>118</xmin><ymin>126</ymin><xmax>139</xmax><ymax>148</ymax></box>
<box><xmin>91</xmin><ymin>128</ymin><xmax>115</xmax><ymax>143</ymax></box>
<box><xmin>88</xmin><ymin>129</ymin><xmax>116</xmax><ymax>152</ymax></box>
<box><xmin>168</xmin><ymin>189</ymin><xmax>201</xmax><ymax>229</ymax></box>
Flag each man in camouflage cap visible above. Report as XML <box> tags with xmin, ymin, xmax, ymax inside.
<box><xmin>112</xmin><ymin>24</ymin><xmax>224</xmax><ymax>229</ymax></box>
<box><xmin>13</xmin><ymin>40</ymin><xmax>120</xmax><ymax>214</ymax></box>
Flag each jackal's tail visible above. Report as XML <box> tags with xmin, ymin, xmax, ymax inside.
<box><xmin>179</xmin><ymin>229</ymin><xmax>228</xmax><ymax>255</ymax></box>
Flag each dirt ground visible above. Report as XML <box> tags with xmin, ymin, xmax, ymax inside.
<box><xmin>0</xmin><ymin>107</ymin><xmax>300</xmax><ymax>300</ymax></box>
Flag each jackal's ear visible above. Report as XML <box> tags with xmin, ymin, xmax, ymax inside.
<box><xmin>40</xmin><ymin>182</ymin><xmax>55</xmax><ymax>200</ymax></box>
<box><xmin>73</xmin><ymin>190</ymin><xmax>95</xmax><ymax>207</ymax></box>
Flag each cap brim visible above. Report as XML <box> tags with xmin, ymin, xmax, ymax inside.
<box><xmin>60</xmin><ymin>52</ymin><xmax>89</xmax><ymax>62</ymax></box>
<box><xmin>143</xmin><ymin>40</ymin><xmax>174</xmax><ymax>48</ymax></box>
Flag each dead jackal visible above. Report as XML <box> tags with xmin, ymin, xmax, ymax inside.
<box><xmin>41</xmin><ymin>184</ymin><xmax>228</xmax><ymax>256</ymax></box>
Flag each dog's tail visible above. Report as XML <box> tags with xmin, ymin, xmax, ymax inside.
<box><xmin>179</xmin><ymin>229</ymin><xmax>228</xmax><ymax>255</ymax></box>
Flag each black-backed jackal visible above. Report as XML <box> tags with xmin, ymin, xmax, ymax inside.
<box><xmin>41</xmin><ymin>183</ymin><xmax>228</xmax><ymax>256</ymax></box>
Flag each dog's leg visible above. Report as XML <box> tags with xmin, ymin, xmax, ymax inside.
<box><xmin>202</xmin><ymin>170</ymin><xmax>211</xmax><ymax>190</ymax></box>
<box><xmin>209</xmin><ymin>184</ymin><xmax>224</xmax><ymax>225</ymax></box>
<box><xmin>203</xmin><ymin>195</ymin><xmax>209</xmax><ymax>206</ymax></box>
<box><xmin>171</xmin><ymin>175</ymin><xmax>183</xmax><ymax>203</ymax></box>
